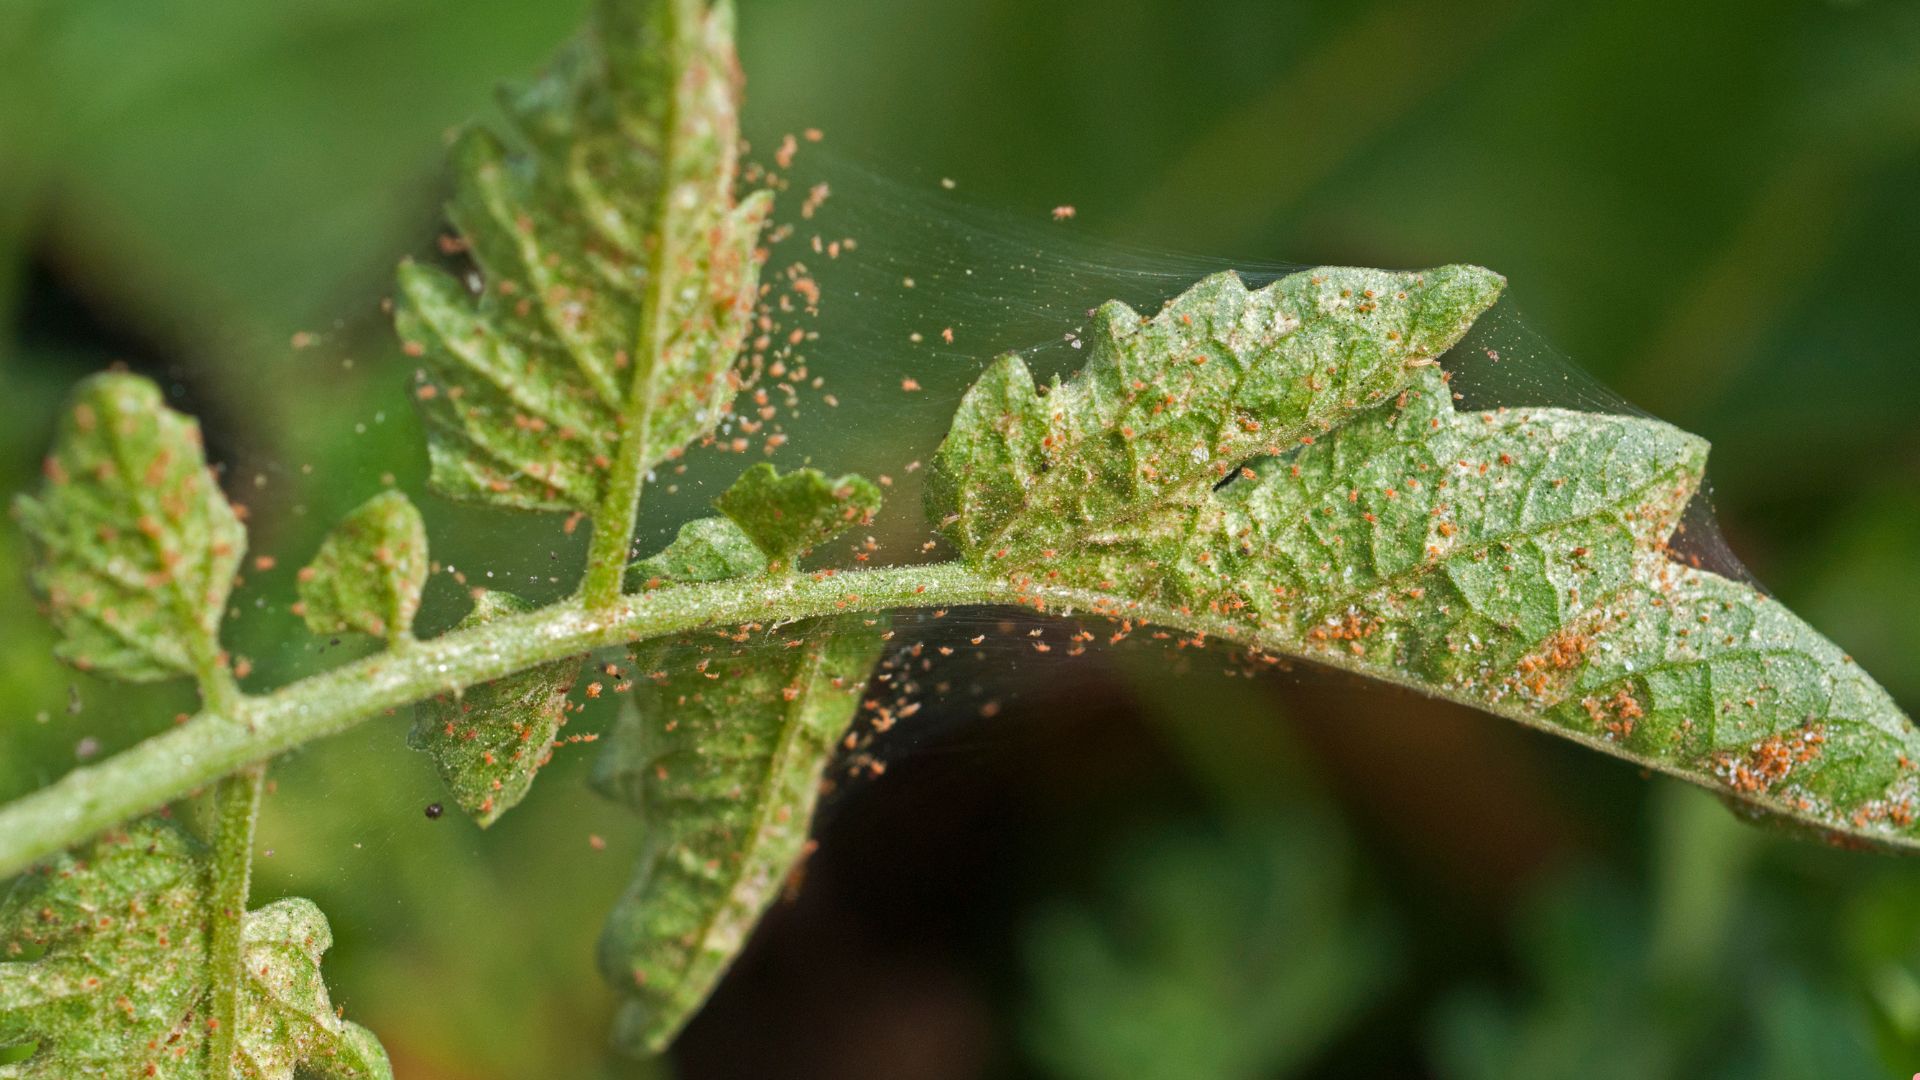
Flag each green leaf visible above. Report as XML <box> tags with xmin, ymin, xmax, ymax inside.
<box><xmin>932</xmin><ymin>264</ymin><xmax>1920</xmax><ymax>847</ymax></box>
<box><xmin>296</xmin><ymin>490</ymin><xmax>429</xmax><ymax>645</ymax></box>
<box><xmin>0</xmin><ymin>818</ymin><xmax>389</xmax><ymax>1079</ymax></box>
<box><xmin>408</xmin><ymin>591</ymin><xmax>583</xmax><ymax>827</ymax></box>
<box><xmin>928</xmin><ymin>265</ymin><xmax>1506</xmax><ymax>567</ymax></box>
<box><xmin>10</xmin><ymin>372</ymin><xmax>244</xmax><ymax>684</ymax></box>
<box><xmin>712</xmin><ymin>463</ymin><xmax>882</xmax><ymax>569</ymax></box>
<box><xmin>592</xmin><ymin>616</ymin><xmax>887</xmax><ymax>1054</ymax></box>
<box><xmin>393</xmin><ymin>0</ymin><xmax>770</xmax><ymax>515</ymax></box>
<box><xmin>625</xmin><ymin>516</ymin><xmax>768</xmax><ymax>591</ymax></box>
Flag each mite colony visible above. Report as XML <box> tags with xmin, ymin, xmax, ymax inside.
<box><xmin>722</xmin><ymin>128</ymin><xmax>841</xmax><ymax>464</ymax></box>
<box><xmin>585</xmin><ymin>121</ymin><xmax>1328</xmax><ymax>787</ymax></box>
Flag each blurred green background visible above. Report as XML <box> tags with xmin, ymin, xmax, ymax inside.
<box><xmin>3</xmin><ymin>0</ymin><xmax>1919</xmax><ymax>1076</ymax></box>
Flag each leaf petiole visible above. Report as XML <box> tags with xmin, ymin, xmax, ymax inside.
<box><xmin>203</xmin><ymin>762</ymin><xmax>266</xmax><ymax>1080</ymax></box>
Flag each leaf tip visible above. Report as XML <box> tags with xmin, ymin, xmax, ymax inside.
<box><xmin>297</xmin><ymin>490</ymin><xmax>430</xmax><ymax>645</ymax></box>
<box><xmin>1412</xmin><ymin>263</ymin><xmax>1506</xmax><ymax>347</ymax></box>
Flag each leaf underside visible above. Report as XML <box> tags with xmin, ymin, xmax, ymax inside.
<box><xmin>928</xmin><ymin>265</ymin><xmax>1506</xmax><ymax>564</ymax></box>
<box><xmin>0</xmin><ymin>819</ymin><xmax>389</xmax><ymax>1079</ymax></box>
<box><xmin>591</xmin><ymin>511</ymin><xmax>887</xmax><ymax>1053</ymax></box>
<box><xmin>593</xmin><ymin>616</ymin><xmax>886</xmax><ymax>1055</ymax></box>
<box><xmin>712</xmin><ymin>463</ymin><xmax>883</xmax><ymax>569</ymax></box>
<box><xmin>931</xmin><ymin>264</ymin><xmax>1920</xmax><ymax>849</ymax></box>
<box><xmin>409</xmin><ymin>591</ymin><xmax>585</xmax><ymax>827</ymax></box>
<box><xmin>11</xmin><ymin>373</ymin><xmax>244</xmax><ymax>683</ymax></box>
<box><xmin>393</xmin><ymin>0</ymin><xmax>768</xmax><ymax>514</ymax></box>
<box><xmin>624</xmin><ymin>516</ymin><xmax>767</xmax><ymax>591</ymax></box>
<box><xmin>297</xmin><ymin>490</ymin><xmax>429</xmax><ymax>643</ymax></box>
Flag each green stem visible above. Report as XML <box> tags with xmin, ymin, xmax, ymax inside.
<box><xmin>203</xmin><ymin>762</ymin><xmax>265</xmax><ymax>1079</ymax></box>
<box><xmin>194</xmin><ymin>660</ymin><xmax>259</xmax><ymax>1079</ymax></box>
<box><xmin>0</xmin><ymin>554</ymin><xmax>1854</xmax><ymax>878</ymax></box>
<box><xmin>0</xmin><ymin>562</ymin><xmax>1005</xmax><ymax>877</ymax></box>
